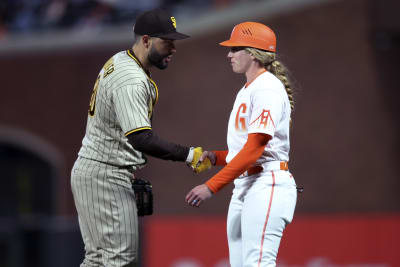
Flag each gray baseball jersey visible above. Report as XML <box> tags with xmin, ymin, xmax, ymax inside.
<box><xmin>78</xmin><ymin>49</ymin><xmax>158</xmax><ymax>172</ymax></box>
<box><xmin>71</xmin><ymin>50</ymin><xmax>157</xmax><ymax>267</ymax></box>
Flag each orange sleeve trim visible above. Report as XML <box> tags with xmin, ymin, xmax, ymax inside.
<box><xmin>213</xmin><ymin>150</ymin><xmax>228</xmax><ymax>166</ymax></box>
<box><xmin>205</xmin><ymin>133</ymin><xmax>271</xmax><ymax>193</ymax></box>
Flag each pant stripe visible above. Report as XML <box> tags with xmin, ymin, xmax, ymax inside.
<box><xmin>257</xmin><ymin>171</ymin><xmax>276</xmax><ymax>267</ymax></box>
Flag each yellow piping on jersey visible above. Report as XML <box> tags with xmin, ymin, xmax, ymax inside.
<box><xmin>127</xmin><ymin>50</ymin><xmax>159</xmax><ymax>106</ymax></box>
<box><xmin>125</xmin><ymin>127</ymin><xmax>152</xmax><ymax>136</ymax></box>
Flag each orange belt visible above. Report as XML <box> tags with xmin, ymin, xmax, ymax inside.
<box><xmin>243</xmin><ymin>161</ymin><xmax>288</xmax><ymax>177</ymax></box>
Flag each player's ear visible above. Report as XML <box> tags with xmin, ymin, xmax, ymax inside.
<box><xmin>142</xmin><ymin>35</ymin><xmax>152</xmax><ymax>49</ymax></box>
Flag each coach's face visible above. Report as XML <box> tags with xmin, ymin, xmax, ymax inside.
<box><xmin>228</xmin><ymin>47</ymin><xmax>252</xmax><ymax>74</ymax></box>
<box><xmin>148</xmin><ymin>38</ymin><xmax>176</xmax><ymax>70</ymax></box>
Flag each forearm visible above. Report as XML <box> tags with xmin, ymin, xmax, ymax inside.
<box><xmin>127</xmin><ymin>129</ymin><xmax>190</xmax><ymax>161</ymax></box>
<box><xmin>213</xmin><ymin>150</ymin><xmax>228</xmax><ymax>166</ymax></box>
<box><xmin>206</xmin><ymin>133</ymin><xmax>270</xmax><ymax>193</ymax></box>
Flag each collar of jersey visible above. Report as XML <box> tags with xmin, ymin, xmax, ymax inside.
<box><xmin>245</xmin><ymin>69</ymin><xmax>267</xmax><ymax>88</ymax></box>
<box><xmin>127</xmin><ymin>49</ymin><xmax>151</xmax><ymax>76</ymax></box>
<box><xmin>127</xmin><ymin>49</ymin><xmax>159</xmax><ymax>106</ymax></box>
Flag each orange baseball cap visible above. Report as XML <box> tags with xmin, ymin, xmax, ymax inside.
<box><xmin>219</xmin><ymin>22</ymin><xmax>276</xmax><ymax>52</ymax></box>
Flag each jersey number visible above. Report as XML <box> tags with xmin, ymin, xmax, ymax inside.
<box><xmin>88</xmin><ymin>61</ymin><xmax>114</xmax><ymax>116</ymax></box>
<box><xmin>89</xmin><ymin>75</ymin><xmax>100</xmax><ymax>116</ymax></box>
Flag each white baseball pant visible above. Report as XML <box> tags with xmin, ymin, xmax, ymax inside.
<box><xmin>227</xmin><ymin>165</ymin><xmax>297</xmax><ymax>267</ymax></box>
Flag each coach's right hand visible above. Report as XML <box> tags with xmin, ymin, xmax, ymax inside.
<box><xmin>194</xmin><ymin>151</ymin><xmax>216</xmax><ymax>173</ymax></box>
<box><xmin>186</xmin><ymin>147</ymin><xmax>212</xmax><ymax>173</ymax></box>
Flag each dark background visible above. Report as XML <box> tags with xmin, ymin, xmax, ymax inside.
<box><xmin>0</xmin><ymin>0</ymin><xmax>399</xmax><ymax>266</ymax></box>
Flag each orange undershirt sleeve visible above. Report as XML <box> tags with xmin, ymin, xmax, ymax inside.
<box><xmin>213</xmin><ymin>150</ymin><xmax>228</xmax><ymax>166</ymax></box>
<box><xmin>205</xmin><ymin>133</ymin><xmax>271</xmax><ymax>193</ymax></box>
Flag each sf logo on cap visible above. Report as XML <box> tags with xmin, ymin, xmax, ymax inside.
<box><xmin>170</xmin><ymin>17</ymin><xmax>176</xmax><ymax>29</ymax></box>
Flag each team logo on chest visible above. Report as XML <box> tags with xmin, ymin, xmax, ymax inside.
<box><xmin>235</xmin><ymin>103</ymin><xmax>247</xmax><ymax>131</ymax></box>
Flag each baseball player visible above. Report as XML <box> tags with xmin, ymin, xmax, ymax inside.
<box><xmin>71</xmin><ymin>9</ymin><xmax>209</xmax><ymax>267</ymax></box>
<box><xmin>186</xmin><ymin>22</ymin><xmax>298</xmax><ymax>266</ymax></box>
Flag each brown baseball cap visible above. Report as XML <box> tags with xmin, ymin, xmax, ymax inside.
<box><xmin>134</xmin><ymin>9</ymin><xmax>190</xmax><ymax>40</ymax></box>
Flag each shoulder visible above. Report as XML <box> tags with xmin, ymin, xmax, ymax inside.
<box><xmin>259</xmin><ymin>72</ymin><xmax>284</xmax><ymax>90</ymax></box>
<box><xmin>251</xmin><ymin>72</ymin><xmax>284</xmax><ymax>96</ymax></box>
<box><xmin>112</xmin><ymin>51</ymin><xmax>142</xmax><ymax>72</ymax></box>
<box><xmin>105</xmin><ymin>51</ymin><xmax>147</xmax><ymax>86</ymax></box>
<box><xmin>247</xmin><ymin>73</ymin><xmax>287</xmax><ymax>107</ymax></box>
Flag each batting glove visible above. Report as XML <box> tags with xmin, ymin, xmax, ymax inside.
<box><xmin>186</xmin><ymin>147</ymin><xmax>212</xmax><ymax>173</ymax></box>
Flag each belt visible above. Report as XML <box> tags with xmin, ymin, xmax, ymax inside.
<box><xmin>240</xmin><ymin>161</ymin><xmax>288</xmax><ymax>177</ymax></box>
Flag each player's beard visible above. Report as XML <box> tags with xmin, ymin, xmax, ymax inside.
<box><xmin>148</xmin><ymin>47</ymin><xmax>170</xmax><ymax>70</ymax></box>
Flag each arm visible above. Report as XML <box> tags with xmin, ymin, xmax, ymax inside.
<box><xmin>213</xmin><ymin>150</ymin><xmax>228</xmax><ymax>166</ymax></box>
<box><xmin>189</xmin><ymin>149</ymin><xmax>227</xmax><ymax>173</ymax></box>
<box><xmin>206</xmin><ymin>133</ymin><xmax>270</xmax><ymax>193</ymax></box>
<box><xmin>197</xmin><ymin>150</ymin><xmax>227</xmax><ymax>167</ymax></box>
<box><xmin>127</xmin><ymin>129</ymin><xmax>190</xmax><ymax>161</ymax></box>
<box><xmin>185</xmin><ymin>133</ymin><xmax>271</xmax><ymax>206</ymax></box>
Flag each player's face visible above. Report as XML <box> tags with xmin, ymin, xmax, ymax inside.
<box><xmin>148</xmin><ymin>38</ymin><xmax>176</xmax><ymax>69</ymax></box>
<box><xmin>228</xmin><ymin>47</ymin><xmax>253</xmax><ymax>74</ymax></box>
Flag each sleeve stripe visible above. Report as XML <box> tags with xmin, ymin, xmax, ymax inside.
<box><xmin>125</xmin><ymin>127</ymin><xmax>152</xmax><ymax>136</ymax></box>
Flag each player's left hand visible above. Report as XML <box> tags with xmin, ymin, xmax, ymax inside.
<box><xmin>185</xmin><ymin>184</ymin><xmax>213</xmax><ymax>207</ymax></box>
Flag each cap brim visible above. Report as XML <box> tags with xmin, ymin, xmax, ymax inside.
<box><xmin>157</xmin><ymin>31</ymin><xmax>190</xmax><ymax>40</ymax></box>
<box><xmin>219</xmin><ymin>40</ymin><xmax>275</xmax><ymax>52</ymax></box>
<box><xmin>219</xmin><ymin>40</ymin><xmax>245</xmax><ymax>47</ymax></box>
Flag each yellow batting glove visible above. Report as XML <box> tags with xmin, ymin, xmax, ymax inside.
<box><xmin>187</xmin><ymin>147</ymin><xmax>212</xmax><ymax>173</ymax></box>
<box><xmin>194</xmin><ymin>158</ymin><xmax>212</xmax><ymax>174</ymax></box>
